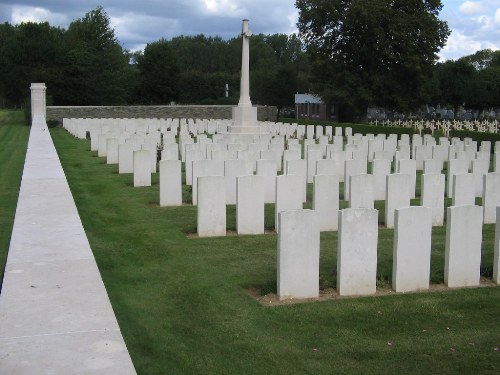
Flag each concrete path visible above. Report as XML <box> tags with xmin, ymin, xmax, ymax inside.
<box><xmin>0</xmin><ymin>118</ymin><xmax>136</xmax><ymax>374</ymax></box>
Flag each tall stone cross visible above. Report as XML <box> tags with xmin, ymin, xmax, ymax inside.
<box><xmin>238</xmin><ymin>19</ymin><xmax>252</xmax><ymax>108</ymax></box>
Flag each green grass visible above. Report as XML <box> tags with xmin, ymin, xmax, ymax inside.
<box><xmin>48</xmin><ymin>127</ymin><xmax>500</xmax><ymax>375</ymax></box>
<box><xmin>0</xmin><ymin>110</ymin><xmax>30</xmax><ymax>287</ymax></box>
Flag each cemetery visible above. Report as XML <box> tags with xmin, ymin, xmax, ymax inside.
<box><xmin>1</xmin><ymin>13</ymin><xmax>500</xmax><ymax>375</ymax></box>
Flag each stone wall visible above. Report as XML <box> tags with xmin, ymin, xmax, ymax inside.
<box><xmin>46</xmin><ymin>105</ymin><xmax>277</xmax><ymax>123</ymax></box>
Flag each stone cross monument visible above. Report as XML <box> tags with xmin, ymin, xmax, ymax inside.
<box><xmin>228</xmin><ymin>19</ymin><xmax>263</xmax><ymax>135</ymax></box>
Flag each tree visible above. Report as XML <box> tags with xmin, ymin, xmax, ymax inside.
<box><xmin>136</xmin><ymin>39</ymin><xmax>180</xmax><ymax>104</ymax></box>
<box><xmin>56</xmin><ymin>6</ymin><xmax>131</xmax><ymax>105</ymax></box>
<box><xmin>296</xmin><ymin>0</ymin><xmax>450</xmax><ymax>121</ymax></box>
<box><xmin>0</xmin><ymin>22</ymin><xmax>64</xmax><ymax>107</ymax></box>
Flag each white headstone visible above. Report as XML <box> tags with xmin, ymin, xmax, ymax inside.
<box><xmin>349</xmin><ymin>174</ymin><xmax>374</xmax><ymax>209</ymax></box>
<box><xmin>275</xmin><ymin>175</ymin><xmax>303</xmax><ymax>232</ymax></box>
<box><xmin>385</xmin><ymin>173</ymin><xmax>411</xmax><ymax>228</ymax></box>
<box><xmin>257</xmin><ymin>159</ymin><xmax>278</xmax><ymax>204</ymax></box>
<box><xmin>197</xmin><ymin>176</ymin><xmax>226</xmax><ymax>237</ymax></box>
<box><xmin>159</xmin><ymin>160</ymin><xmax>182</xmax><ymax>206</ymax></box>
<box><xmin>133</xmin><ymin>150</ymin><xmax>151</xmax><ymax>187</ymax></box>
<box><xmin>337</xmin><ymin>208</ymin><xmax>378</xmax><ymax>296</ymax></box>
<box><xmin>452</xmin><ymin>173</ymin><xmax>475</xmax><ymax>206</ymax></box>
<box><xmin>420</xmin><ymin>173</ymin><xmax>445</xmax><ymax>226</ymax></box>
<box><xmin>483</xmin><ymin>173</ymin><xmax>500</xmax><ymax>224</ymax></box>
<box><xmin>312</xmin><ymin>174</ymin><xmax>339</xmax><ymax>231</ymax></box>
<box><xmin>372</xmin><ymin>159</ymin><xmax>391</xmax><ymax>200</ymax></box>
<box><xmin>392</xmin><ymin>206</ymin><xmax>432</xmax><ymax>292</ymax></box>
<box><xmin>445</xmin><ymin>205</ymin><xmax>483</xmax><ymax>287</ymax></box>
<box><xmin>277</xmin><ymin>209</ymin><xmax>320</xmax><ymax>300</ymax></box>
<box><xmin>237</xmin><ymin>175</ymin><xmax>265</xmax><ymax>234</ymax></box>
<box><xmin>494</xmin><ymin>206</ymin><xmax>500</xmax><ymax>284</ymax></box>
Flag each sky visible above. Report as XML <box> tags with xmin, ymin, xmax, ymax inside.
<box><xmin>0</xmin><ymin>0</ymin><xmax>499</xmax><ymax>61</ymax></box>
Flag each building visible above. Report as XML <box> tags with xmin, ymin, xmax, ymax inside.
<box><xmin>294</xmin><ymin>93</ymin><xmax>336</xmax><ymax>121</ymax></box>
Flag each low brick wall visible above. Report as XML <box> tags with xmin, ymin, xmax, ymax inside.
<box><xmin>46</xmin><ymin>105</ymin><xmax>277</xmax><ymax>123</ymax></box>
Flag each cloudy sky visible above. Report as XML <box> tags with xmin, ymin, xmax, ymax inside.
<box><xmin>0</xmin><ymin>0</ymin><xmax>499</xmax><ymax>61</ymax></box>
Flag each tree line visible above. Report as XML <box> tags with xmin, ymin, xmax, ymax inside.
<box><xmin>0</xmin><ymin>4</ymin><xmax>499</xmax><ymax>122</ymax></box>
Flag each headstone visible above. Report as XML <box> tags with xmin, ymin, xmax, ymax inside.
<box><xmin>185</xmin><ymin>149</ymin><xmax>206</xmax><ymax>186</ymax></box>
<box><xmin>372</xmin><ymin>159</ymin><xmax>391</xmax><ymax>200</ymax></box>
<box><xmin>392</xmin><ymin>206</ymin><xmax>432</xmax><ymax>292</ymax></box>
<box><xmin>445</xmin><ymin>205</ymin><xmax>483</xmax><ymax>287</ymax></box>
<box><xmin>275</xmin><ymin>175</ymin><xmax>303</xmax><ymax>232</ymax></box>
<box><xmin>337</xmin><ymin>208</ymin><xmax>378</xmax><ymax>296</ymax></box>
<box><xmin>307</xmin><ymin>149</ymin><xmax>323</xmax><ymax>183</ymax></box>
<box><xmin>257</xmin><ymin>159</ymin><xmax>278</xmax><ymax>204</ymax></box>
<box><xmin>385</xmin><ymin>173</ymin><xmax>411</xmax><ymax>228</ymax></box>
<box><xmin>420</xmin><ymin>173</ymin><xmax>445</xmax><ymax>226</ymax></box>
<box><xmin>447</xmin><ymin>159</ymin><xmax>468</xmax><ymax>197</ymax></box>
<box><xmin>118</xmin><ymin>143</ymin><xmax>137</xmax><ymax>174</ymax></box>
<box><xmin>315</xmin><ymin>158</ymin><xmax>336</xmax><ymax>178</ymax></box>
<box><xmin>277</xmin><ymin>209</ymin><xmax>320</xmax><ymax>300</ymax></box>
<box><xmin>349</xmin><ymin>174</ymin><xmax>374</xmax><ymax>209</ymax></box>
<box><xmin>344</xmin><ymin>159</ymin><xmax>367</xmax><ymax>201</ymax></box>
<box><xmin>483</xmin><ymin>172</ymin><xmax>500</xmax><ymax>223</ymax></box>
<box><xmin>192</xmin><ymin>159</ymin><xmax>224</xmax><ymax>205</ymax></box>
<box><xmin>286</xmin><ymin>159</ymin><xmax>307</xmax><ymax>202</ymax></box>
<box><xmin>159</xmin><ymin>160</ymin><xmax>182</xmax><ymax>206</ymax></box>
<box><xmin>106</xmin><ymin>138</ymin><xmax>119</xmax><ymax>164</ymax></box>
<box><xmin>452</xmin><ymin>173</ymin><xmax>475</xmax><ymax>206</ymax></box>
<box><xmin>312</xmin><ymin>174</ymin><xmax>339</xmax><ymax>231</ymax></box>
<box><xmin>398</xmin><ymin>159</ymin><xmax>416</xmax><ymax>199</ymax></box>
<box><xmin>494</xmin><ymin>207</ymin><xmax>500</xmax><ymax>284</ymax></box>
<box><xmin>224</xmin><ymin>159</ymin><xmax>253</xmax><ymax>205</ymax></box>
<box><xmin>133</xmin><ymin>150</ymin><xmax>151</xmax><ymax>187</ymax></box>
<box><xmin>472</xmin><ymin>159</ymin><xmax>489</xmax><ymax>198</ymax></box>
<box><xmin>197</xmin><ymin>176</ymin><xmax>226</xmax><ymax>237</ymax></box>
<box><xmin>161</xmin><ymin>144</ymin><xmax>179</xmax><ymax>161</ymax></box>
<box><xmin>423</xmin><ymin>159</ymin><xmax>442</xmax><ymax>174</ymax></box>
<box><xmin>236</xmin><ymin>175</ymin><xmax>265</xmax><ymax>234</ymax></box>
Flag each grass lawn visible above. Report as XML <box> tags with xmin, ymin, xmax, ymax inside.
<box><xmin>48</xmin><ymin>127</ymin><xmax>500</xmax><ymax>375</ymax></box>
<box><xmin>0</xmin><ymin>110</ymin><xmax>30</xmax><ymax>288</ymax></box>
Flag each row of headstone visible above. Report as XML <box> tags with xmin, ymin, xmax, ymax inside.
<box><xmin>277</xmin><ymin>204</ymin><xmax>500</xmax><ymax>300</ymax></box>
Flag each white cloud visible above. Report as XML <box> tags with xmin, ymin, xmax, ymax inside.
<box><xmin>11</xmin><ymin>5</ymin><xmax>67</xmax><ymax>25</ymax></box>
<box><xmin>440</xmin><ymin>29</ymin><xmax>499</xmax><ymax>61</ymax></box>
<box><xmin>459</xmin><ymin>1</ymin><xmax>486</xmax><ymax>15</ymax></box>
<box><xmin>495</xmin><ymin>8</ymin><xmax>500</xmax><ymax>22</ymax></box>
<box><xmin>202</xmin><ymin>0</ymin><xmax>244</xmax><ymax>16</ymax></box>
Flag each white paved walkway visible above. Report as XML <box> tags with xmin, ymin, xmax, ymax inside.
<box><xmin>0</xmin><ymin>117</ymin><xmax>136</xmax><ymax>374</ymax></box>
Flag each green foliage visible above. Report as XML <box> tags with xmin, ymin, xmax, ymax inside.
<box><xmin>296</xmin><ymin>0</ymin><xmax>450</xmax><ymax>121</ymax></box>
<box><xmin>57</xmin><ymin>6</ymin><xmax>131</xmax><ymax>105</ymax></box>
<box><xmin>432</xmin><ymin>49</ymin><xmax>500</xmax><ymax>117</ymax></box>
<box><xmin>135</xmin><ymin>39</ymin><xmax>180</xmax><ymax>104</ymax></box>
<box><xmin>0</xmin><ymin>21</ymin><xmax>64</xmax><ymax>107</ymax></box>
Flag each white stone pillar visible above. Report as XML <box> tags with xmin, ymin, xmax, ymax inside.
<box><xmin>452</xmin><ymin>173</ymin><xmax>475</xmax><ymax>206</ymax></box>
<box><xmin>349</xmin><ymin>174</ymin><xmax>374</xmax><ymax>209</ymax></box>
<box><xmin>30</xmin><ymin>83</ymin><xmax>46</xmax><ymax>122</ymax></box>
